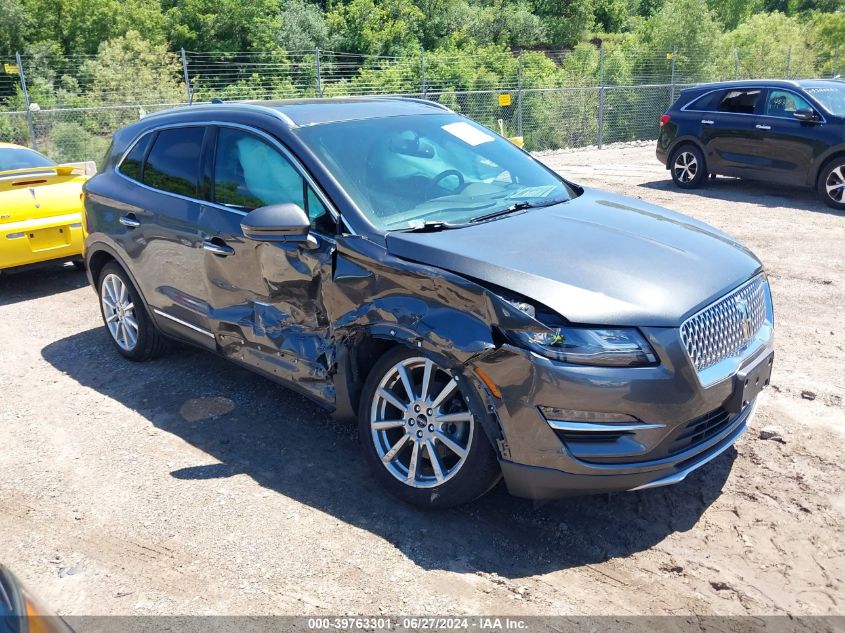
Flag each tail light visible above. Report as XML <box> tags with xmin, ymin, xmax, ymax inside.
<box><xmin>659</xmin><ymin>114</ymin><xmax>671</xmax><ymax>126</ymax></box>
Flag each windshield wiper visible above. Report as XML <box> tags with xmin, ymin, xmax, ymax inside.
<box><xmin>469</xmin><ymin>197</ymin><xmax>569</xmax><ymax>224</ymax></box>
<box><xmin>394</xmin><ymin>220</ymin><xmax>468</xmax><ymax>233</ymax></box>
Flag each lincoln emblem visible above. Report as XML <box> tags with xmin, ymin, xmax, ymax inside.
<box><xmin>736</xmin><ymin>298</ymin><xmax>751</xmax><ymax>339</ymax></box>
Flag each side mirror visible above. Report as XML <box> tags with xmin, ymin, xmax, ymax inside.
<box><xmin>793</xmin><ymin>108</ymin><xmax>820</xmax><ymax>123</ymax></box>
<box><xmin>241</xmin><ymin>203</ymin><xmax>317</xmax><ymax>248</ymax></box>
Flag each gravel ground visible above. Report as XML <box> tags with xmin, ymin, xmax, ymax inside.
<box><xmin>0</xmin><ymin>144</ymin><xmax>843</xmax><ymax>617</ymax></box>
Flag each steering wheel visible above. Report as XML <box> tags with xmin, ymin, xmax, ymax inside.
<box><xmin>429</xmin><ymin>169</ymin><xmax>465</xmax><ymax>196</ymax></box>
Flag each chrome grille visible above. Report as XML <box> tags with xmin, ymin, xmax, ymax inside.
<box><xmin>681</xmin><ymin>276</ymin><xmax>768</xmax><ymax>372</ymax></box>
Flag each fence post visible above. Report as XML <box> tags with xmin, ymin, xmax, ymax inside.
<box><xmin>733</xmin><ymin>48</ymin><xmax>739</xmax><ymax>79</ymax></box>
<box><xmin>315</xmin><ymin>48</ymin><xmax>323</xmax><ymax>97</ymax></box>
<box><xmin>597</xmin><ymin>46</ymin><xmax>605</xmax><ymax>149</ymax></box>
<box><xmin>517</xmin><ymin>50</ymin><xmax>524</xmax><ymax>137</ymax></box>
<box><xmin>786</xmin><ymin>46</ymin><xmax>792</xmax><ymax>79</ymax></box>
<box><xmin>669</xmin><ymin>46</ymin><xmax>677</xmax><ymax>106</ymax></box>
<box><xmin>180</xmin><ymin>48</ymin><xmax>192</xmax><ymax>104</ymax></box>
<box><xmin>15</xmin><ymin>52</ymin><xmax>37</xmax><ymax>149</ymax></box>
<box><xmin>420</xmin><ymin>47</ymin><xmax>426</xmax><ymax>98</ymax></box>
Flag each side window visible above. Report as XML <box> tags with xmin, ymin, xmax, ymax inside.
<box><xmin>214</xmin><ymin>127</ymin><xmax>336</xmax><ymax>233</ymax></box>
<box><xmin>764</xmin><ymin>90</ymin><xmax>812</xmax><ymax>118</ymax></box>
<box><xmin>143</xmin><ymin>127</ymin><xmax>204</xmax><ymax>197</ymax></box>
<box><xmin>686</xmin><ymin>90</ymin><xmax>724</xmax><ymax>112</ymax></box>
<box><xmin>119</xmin><ymin>133</ymin><xmax>153</xmax><ymax>182</ymax></box>
<box><xmin>716</xmin><ymin>89</ymin><xmax>762</xmax><ymax>114</ymax></box>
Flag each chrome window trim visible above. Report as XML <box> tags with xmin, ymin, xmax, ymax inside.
<box><xmin>681</xmin><ymin>86</ymin><xmax>828</xmax><ymax>123</ymax></box>
<box><xmin>153</xmin><ymin>308</ymin><xmax>215</xmax><ymax>338</ymax></box>
<box><xmin>115</xmin><ymin>120</ymin><xmax>355</xmax><ymax>236</ymax></box>
<box><xmin>680</xmin><ymin>274</ymin><xmax>774</xmax><ymax>388</ymax></box>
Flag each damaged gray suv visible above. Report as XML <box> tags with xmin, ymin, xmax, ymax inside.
<box><xmin>84</xmin><ymin>98</ymin><xmax>774</xmax><ymax>508</ymax></box>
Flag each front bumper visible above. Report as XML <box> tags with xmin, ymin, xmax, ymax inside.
<box><xmin>469</xmin><ymin>326</ymin><xmax>772</xmax><ymax>500</ymax></box>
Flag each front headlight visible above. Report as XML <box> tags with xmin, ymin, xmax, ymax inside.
<box><xmin>507</xmin><ymin>326</ymin><xmax>657</xmax><ymax>366</ymax></box>
<box><xmin>500</xmin><ymin>298</ymin><xmax>658</xmax><ymax>367</ymax></box>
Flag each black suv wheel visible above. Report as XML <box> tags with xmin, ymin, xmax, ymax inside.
<box><xmin>819</xmin><ymin>157</ymin><xmax>845</xmax><ymax>210</ymax></box>
<box><xmin>670</xmin><ymin>144</ymin><xmax>707</xmax><ymax>189</ymax></box>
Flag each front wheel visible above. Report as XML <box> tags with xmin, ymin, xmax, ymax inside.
<box><xmin>670</xmin><ymin>144</ymin><xmax>707</xmax><ymax>189</ymax></box>
<box><xmin>818</xmin><ymin>158</ymin><xmax>845</xmax><ymax>210</ymax></box>
<box><xmin>358</xmin><ymin>347</ymin><xmax>500</xmax><ymax>508</ymax></box>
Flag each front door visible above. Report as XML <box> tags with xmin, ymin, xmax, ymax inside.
<box><xmin>196</xmin><ymin>125</ymin><xmax>338</xmax><ymax>401</ymax></box>
<box><xmin>701</xmin><ymin>87</ymin><xmax>767</xmax><ymax>178</ymax></box>
<box><xmin>756</xmin><ymin>88</ymin><xmax>830</xmax><ymax>186</ymax></box>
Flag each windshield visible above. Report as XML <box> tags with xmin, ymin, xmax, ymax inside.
<box><xmin>803</xmin><ymin>84</ymin><xmax>845</xmax><ymax>116</ymax></box>
<box><xmin>295</xmin><ymin>114</ymin><xmax>573</xmax><ymax>230</ymax></box>
<box><xmin>0</xmin><ymin>147</ymin><xmax>55</xmax><ymax>172</ymax></box>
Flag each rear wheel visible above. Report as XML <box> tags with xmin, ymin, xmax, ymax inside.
<box><xmin>670</xmin><ymin>144</ymin><xmax>706</xmax><ymax>189</ymax></box>
<box><xmin>818</xmin><ymin>158</ymin><xmax>845</xmax><ymax>210</ymax></box>
<box><xmin>358</xmin><ymin>347</ymin><xmax>500</xmax><ymax>508</ymax></box>
<box><xmin>98</xmin><ymin>262</ymin><xmax>168</xmax><ymax>361</ymax></box>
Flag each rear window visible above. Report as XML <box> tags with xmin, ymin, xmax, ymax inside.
<box><xmin>716</xmin><ymin>89</ymin><xmax>762</xmax><ymax>114</ymax></box>
<box><xmin>0</xmin><ymin>147</ymin><xmax>55</xmax><ymax>171</ymax></box>
<box><xmin>142</xmin><ymin>127</ymin><xmax>204</xmax><ymax>197</ymax></box>
<box><xmin>119</xmin><ymin>133</ymin><xmax>153</xmax><ymax>182</ymax></box>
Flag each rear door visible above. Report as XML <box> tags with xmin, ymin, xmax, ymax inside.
<box><xmin>755</xmin><ymin>88</ymin><xmax>830</xmax><ymax>186</ymax></box>
<box><xmin>118</xmin><ymin>125</ymin><xmax>216</xmax><ymax>349</ymax></box>
<box><xmin>700</xmin><ymin>87</ymin><xmax>766</xmax><ymax>178</ymax></box>
<box><xmin>195</xmin><ymin>125</ymin><xmax>338</xmax><ymax>399</ymax></box>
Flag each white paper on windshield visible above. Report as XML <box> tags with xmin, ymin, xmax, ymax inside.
<box><xmin>441</xmin><ymin>121</ymin><xmax>495</xmax><ymax>146</ymax></box>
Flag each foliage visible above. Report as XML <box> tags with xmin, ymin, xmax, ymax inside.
<box><xmin>326</xmin><ymin>0</ymin><xmax>424</xmax><ymax>56</ymax></box>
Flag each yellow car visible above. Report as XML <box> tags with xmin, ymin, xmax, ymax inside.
<box><xmin>0</xmin><ymin>142</ymin><xmax>95</xmax><ymax>272</ymax></box>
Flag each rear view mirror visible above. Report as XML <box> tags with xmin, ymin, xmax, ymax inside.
<box><xmin>793</xmin><ymin>108</ymin><xmax>820</xmax><ymax>123</ymax></box>
<box><xmin>241</xmin><ymin>203</ymin><xmax>316</xmax><ymax>248</ymax></box>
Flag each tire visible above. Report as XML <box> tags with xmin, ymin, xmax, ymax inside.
<box><xmin>670</xmin><ymin>144</ymin><xmax>707</xmax><ymax>189</ymax></box>
<box><xmin>97</xmin><ymin>262</ymin><xmax>168</xmax><ymax>361</ymax></box>
<box><xmin>358</xmin><ymin>346</ymin><xmax>501</xmax><ymax>509</ymax></box>
<box><xmin>817</xmin><ymin>157</ymin><xmax>845</xmax><ymax>210</ymax></box>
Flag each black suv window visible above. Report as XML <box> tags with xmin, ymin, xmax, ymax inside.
<box><xmin>143</xmin><ymin>127</ymin><xmax>204</xmax><ymax>197</ymax></box>
<box><xmin>686</xmin><ymin>90</ymin><xmax>724</xmax><ymax>112</ymax></box>
<box><xmin>119</xmin><ymin>133</ymin><xmax>153</xmax><ymax>182</ymax></box>
<box><xmin>716</xmin><ymin>89</ymin><xmax>762</xmax><ymax>114</ymax></box>
<box><xmin>764</xmin><ymin>89</ymin><xmax>812</xmax><ymax>118</ymax></box>
<box><xmin>213</xmin><ymin>127</ymin><xmax>335</xmax><ymax>233</ymax></box>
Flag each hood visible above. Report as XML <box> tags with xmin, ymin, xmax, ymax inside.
<box><xmin>385</xmin><ymin>187</ymin><xmax>762</xmax><ymax>327</ymax></box>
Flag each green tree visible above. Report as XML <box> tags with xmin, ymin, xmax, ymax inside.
<box><xmin>277</xmin><ymin>0</ymin><xmax>330</xmax><ymax>51</ymax></box>
<box><xmin>0</xmin><ymin>0</ymin><xmax>29</xmax><ymax>56</ymax></box>
<box><xmin>79</xmin><ymin>31</ymin><xmax>184</xmax><ymax>104</ymax></box>
<box><xmin>532</xmin><ymin>0</ymin><xmax>595</xmax><ymax>47</ymax></box>
<box><xmin>326</xmin><ymin>0</ymin><xmax>423</xmax><ymax>56</ymax></box>
<box><xmin>163</xmin><ymin>0</ymin><xmax>281</xmax><ymax>52</ymax></box>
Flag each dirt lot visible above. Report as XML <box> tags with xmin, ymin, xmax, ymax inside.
<box><xmin>1</xmin><ymin>144</ymin><xmax>843</xmax><ymax>618</ymax></box>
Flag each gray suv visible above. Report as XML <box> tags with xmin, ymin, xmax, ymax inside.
<box><xmin>83</xmin><ymin>98</ymin><xmax>775</xmax><ymax>508</ymax></box>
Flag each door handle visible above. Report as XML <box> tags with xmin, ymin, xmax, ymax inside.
<box><xmin>756</xmin><ymin>124</ymin><xmax>771</xmax><ymax>130</ymax></box>
<box><xmin>701</xmin><ymin>119</ymin><xmax>714</xmax><ymax>125</ymax></box>
<box><xmin>202</xmin><ymin>239</ymin><xmax>235</xmax><ymax>257</ymax></box>
<box><xmin>119</xmin><ymin>214</ymin><xmax>140</xmax><ymax>228</ymax></box>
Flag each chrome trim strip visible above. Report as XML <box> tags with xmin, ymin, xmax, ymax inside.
<box><xmin>629</xmin><ymin>401</ymin><xmax>756</xmax><ymax>491</ymax></box>
<box><xmin>547</xmin><ymin>420</ymin><xmax>666</xmax><ymax>433</ymax></box>
<box><xmin>152</xmin><ymin>308</ymin><xmax>215</xmax><ymax>339</ymax></box>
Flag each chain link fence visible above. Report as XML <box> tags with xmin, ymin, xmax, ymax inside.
<box><xmin>1</xmin><ymin>46</ymin><xmax>843</xmax><ymax>163</ymax></box>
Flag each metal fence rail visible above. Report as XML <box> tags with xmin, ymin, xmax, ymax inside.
<box><xmin>1</xmin><ymin>45</ymin><xmax>843</xmax><ymax>163</ymax></box>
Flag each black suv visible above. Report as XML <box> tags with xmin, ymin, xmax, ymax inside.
<box><xmin>84</xmin><ymin>98</ymin><xmax>774</xmax><ymax>508</ymax></box>
<box><xmin>657</xmin><ymin>79</ymin><xmax>845</xmax><ymax>209</ymax></box>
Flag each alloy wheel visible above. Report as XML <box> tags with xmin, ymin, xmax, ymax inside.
<box><xmin>369</xmin><ymin>357</ymin><xmax>474</xmax><ymax>489</ymax></box>
<box><xmin>673</xmin><ymin>151</ymin><xmax>698</xmax><ymax>183</ymax></box>
<box><xmin>100</xmin><ymin>273</ymin><xmax>139</xmax><ymax>351</ymax></box>
<box><xmin>825</xmin><ymin>164</ymin><xmax>845</xmax><ymax>204</ymax></box>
